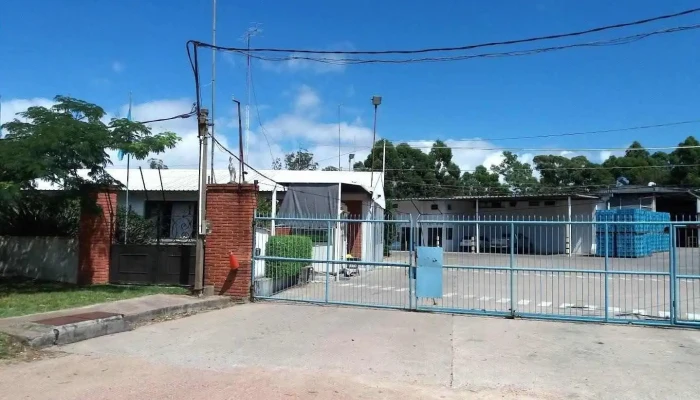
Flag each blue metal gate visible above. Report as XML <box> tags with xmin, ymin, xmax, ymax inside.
<box><xmin>252</xmin><ymin>212</ymin><xmax>700</xmax><ymax>328</ymax></box>
<box><xmin>252</xmin><ymin>214</ymin><xmax>414</xmax><ymax>310</ymax></box>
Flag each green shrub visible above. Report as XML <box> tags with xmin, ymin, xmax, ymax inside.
<box><xmin>265</xmin><ymin>235</ymin><xmax>312</xmax><ymax>278</ymax></box>
<box><xmin>114</xmin><ymin>206</ymin><xmax>157</xmax><ymax>244</ymax></box>
<box><xmin>0</xmin><ymin>194</ymin><xmax>79</xmax><ymax>237</ymax></box>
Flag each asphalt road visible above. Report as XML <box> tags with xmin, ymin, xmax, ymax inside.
<box><xmin>2</xmin><ymin>303</ymin><xmax>699</xmax><ymax>399</ymax></box>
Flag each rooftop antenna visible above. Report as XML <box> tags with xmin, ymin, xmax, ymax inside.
<box><xmin>210</xmin><ymin>0</ymin><xmax>217</xmax><ymax>182</ymax></box>
<box><xmin>242</xmin><ymin>24</ymin><xmax>262</xmax><ymax>165</ymax></box>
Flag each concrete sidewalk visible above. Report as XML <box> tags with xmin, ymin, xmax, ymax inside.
<box><xmin>0</xmin><ymin>294</ymin><xmax>232</xmax><ymax>347</ymax></box>
<box><xmin>3</xmin><ymin>302</ymin><xmax>697</xmax><ymax>399</ymax></box>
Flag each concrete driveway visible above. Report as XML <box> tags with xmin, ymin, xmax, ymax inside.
<box><xmin>1</xmin><ymin>302</ymin><xmax>700</xmax><ymax>399</ymax></box>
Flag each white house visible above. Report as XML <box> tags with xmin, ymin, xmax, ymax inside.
<box><xmin>36</xmin><ymin>168</ymin><xmax>386</xmax><ymax>263</ymax></box>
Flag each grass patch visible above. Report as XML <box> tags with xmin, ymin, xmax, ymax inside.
<box><xmin>0</xmin><ymin>332</ymin><xmax>24</xmax><ymax>359</ymax></box>
<box><xmin>0</xmin><ymin>277</ymin><xmax>188</xmax><ymax>318</ymax></box>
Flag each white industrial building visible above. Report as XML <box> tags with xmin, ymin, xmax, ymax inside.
<box><xmin>392</xmin><ymin>194</ymin><xmax>603</xmax><ymax>255</ymax></box>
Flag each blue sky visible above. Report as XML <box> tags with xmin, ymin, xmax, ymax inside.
<box><xmin>2</xmin><ymin>0</ymin><xmax>700</xmax><ymax>172</ymax></box>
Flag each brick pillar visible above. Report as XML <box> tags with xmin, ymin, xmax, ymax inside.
<box><xmin>204</xmin><ymin>183</ymin><xmax>257</xmax><ymax>299</ymax></box>
<box><xmin>346</xmin><ymin>200</ymin><xmax>363</xmax><ymax>259</ymax></box>
<box><xmin>78</xmin><ymin>189</ymin><xmax>116</xmax><ymax>285</ymax></box>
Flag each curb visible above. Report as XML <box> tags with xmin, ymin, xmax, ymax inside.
<box><xmin>123</xmin><ymin>296</ymin><xmax>234</xmax><ymax>326</ymax></box>
<box><xmin>3</xmin><ymin>296</ymin><xmax>235</xmax><ymax>349</ymax></box>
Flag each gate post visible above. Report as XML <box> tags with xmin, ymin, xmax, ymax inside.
<box><xmin>78</xmin><ymin>187</ymin><xmax>117</xmax><ymax>285</ymax></box>
<box><xmin>204</xmin><ymin>183</ymin><xmax>258</xmax><ymax>299</ymax></box>
<box><xmin>509</xmin><ymin>222</ymin><xmax>515</xmax><ymax>317</ymax></box>
<box><xmin>669</xmin><ymin>223</ymin><xmax>676</xmax><ymax>324</ymax></box>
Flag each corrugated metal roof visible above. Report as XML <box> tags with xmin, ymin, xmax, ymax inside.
<box><xmin>35</xmin><ymin>168</ymin><xmax>386</xmax><ymax>208</ymax></box>
<box><xmin>392</xmin><ymin>193</ymin><xmax>600</xmax><ymax>201</ymax></box>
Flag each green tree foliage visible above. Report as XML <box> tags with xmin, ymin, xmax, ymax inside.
<box><xmin>490</xmin><ymin>151</ymin><xmax>539</xmax><ymax>194</ymax></box>
<box><xmin>322</xmin><ymin>166</ymin><xmax>339</xmax><ymax>171</ymax></box>
<box><xmin>114</xmin><ymin>206</ymin><xmax>157</xmax><ymax>244</ymax></box>
<box><xmin>0</xmin><ymin>194</ymin><xmax>80</xmax><ymax>236</ymax></box>
<box><xmin>534</xmin><ymin>155</ymin><xmax>613</xmax><ymax>190</ymax></box>
<box><xmin>0</xmin><ymin>96</ymin><xmax>179</xmax><ymax>197</ymax></box>
<box><xmin>602</xmin><ymin>141</ymin><xmax>670</xmax><ymax>185</ymax></box>
<box><xmin>148</xmin><ymin>158</ymin><xmax>168</xmax><ymax>169</ymax></box>
<box><xmin>460</xmin><ymin>166</ymin><xmax>506</xmax><ymax>196</ymax></box>
<box><xmin>669</xmin><ymin>136</ymin><xmax>700</xmax><ymax>185</ymax></box>
<box><xmin>428</xmin><ymin>140</ymin><xmax>461</xmax><ymax>197</ymax></box>
<box><xmin>284</xmin><ymin>149</ymin><xmax>318</xmax><ymax>170</ymax></box>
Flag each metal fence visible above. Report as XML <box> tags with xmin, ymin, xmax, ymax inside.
<box><xmin>252</xmin><ymin>213</ymin><xmax>700</xmax><ymax>328</ymax></box>
<box><xmin>252</xmin><ymin>213</ymin><xmax>413</xmax><ymax>310</ymax></box>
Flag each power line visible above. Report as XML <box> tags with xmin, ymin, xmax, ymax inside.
<box><xmin>368</xmin><ymin>144</ymin><xmax>700</xmax><ymax>152</ymax></box>
<box><xmin>387</xmin><ymin>179</ymin><xmax>700</xmax><ymax>191</ymax></box>
<box><xmin>231</xmin><ymin>24</ymin><xmax>700</xmax><ymax>65</ymax></box>
<box><xmin>193</xmin><ymin>7</ymin><xmax>700</xmax><ymax>55</ymax></box>
<box><xmin>383</xmin><ymin>163</ymin><xmax>700</xmax><ymax>174</ymax></box>
<box><xmin>304</xmin><ymin>117</ymin><xmax>700</xmax><ymax>150</ymax></box>
<box><xmin>249</xmin><ymin>65</ymin><xmax>276</xmax><ymax>164</ymax></box>
<box><xmin>136</xmin><ymin>104</ymin><xmax>197</xmax><ymax>124</ymax></box>
<box><xmin>104</xmin><ymin>162</ymin><xmax>700</xmax><ymax>174</ymax></box>
<box><xmin>211</xmin><ymin>136</ymin><xmax>280</xmax><ymax>186</ymax></box>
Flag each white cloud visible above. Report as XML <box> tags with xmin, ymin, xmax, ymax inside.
<box><xmin>1</xmin><ymin>97</ymin><xmax>55</xmax><ymax>136</ymax></box>
<box><xmin>112</xmin><ymin>61</ymin><xmax>125</xmax><ymax>73</ymax></box>
<box><xmin>238</xmin><ymin>85</ymin><xmax>374</xmax><ymax>170</ymax></box>
<box><xmin>294</xmin><ymin>85</ymin><xmax>321</xmax><ymax>113</ymax></box>
<box><xmin>2</xmin><ymin>89</ymin><xmax>625</xmax><ymax>186</ymax></box>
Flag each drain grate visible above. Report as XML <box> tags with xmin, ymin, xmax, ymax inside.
<box><xmin>34</xmin><ymin>311</ymin><xmax>121</xmax><ymax>326</ymax></box>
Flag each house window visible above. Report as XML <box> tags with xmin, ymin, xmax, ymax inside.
<box><xmin>544</xmin><ymin>200</ymin><xmax>556</xmax><ymax>206</ymax></box>
<box><xmin>528</xmin><ymin>201</ymin><xmax>540</xmax><ymax>207</ymax></box>
<box><xmin>144</xmin><ymin>201</ymin><xmax>197</xmax><ymax>240</ymax></box>
<box><xmin>483</xmin><ymin>201</ymin><xmax>503</xmax><ymax>208</ymax></box>
<box><xmin>447</xmin><ymin>204</ymin><xmax>452</xmax><ymax>211</ymax></box>
<box><xmin>446</xmin><ymin>228</ymin><xmax>453</xmax><ymax>240</ymax></box>
<box><xmin>430</xmin><ymin>204</ymin><xmax>439</xmax><ymax>210</ymax></box>
<box><xmin>392</xmin><ymin>203</ymin><xmax>398</xmax><ymax>209</ymax></box>
<box><xmin>509</xmin><ymin>201</ymin><xmax>517</xmax><ymax>207</ymax></box>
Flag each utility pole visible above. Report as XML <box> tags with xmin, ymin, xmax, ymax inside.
<box><xmin>370</xmin><ymin>95</ymin><xmax>382</xmax><ymax>191</ymax></box>
<box><xmin>194</xmin><ymin>108</ymin><xmax>210</xmax><ymax>295</ymax></box>
<box><xmin>243</xmin><ymin>26</ymin><xmax>260</xmax><ymax>165</ymax></box>
<box><xmin>337</xmin><ymin>104</ymin><xmax>342</xmax><ymax>170</ymax></box>
<box><xmin>232</xmin><ymin>98</ymin><xmax>245</xmax><ymax>183</ymax></box>
<box><xmin>209</xmin><ymin>0</ymin><xmax>217</xmax><ymax>183</ymax></box>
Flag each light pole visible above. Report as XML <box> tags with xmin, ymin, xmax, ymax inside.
<box><xmin>370</xmin><ymin>95</ymin><xmax>382</xmax><ymax>191</ymax></box>
<box><xmin>232</xmin><ymin>97</ymin><xmax>244</xmax><ymax>183</ymax></box>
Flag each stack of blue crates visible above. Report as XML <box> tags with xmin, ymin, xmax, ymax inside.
<box><xmin>595</xmin><ymin>209</ymin><xmax>670</xmax><ymax>257</ymax></box>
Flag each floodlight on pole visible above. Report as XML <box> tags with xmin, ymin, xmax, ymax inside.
<box><xmin>369</xmin><ymin>95</ymin><xmax>382</xmax><ymax>191</ymax></box>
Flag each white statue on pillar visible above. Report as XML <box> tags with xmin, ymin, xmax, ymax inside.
<box><xmin>228</xmin><ymin>156</ymin><xmax>236</xmax><ymax>183</ymax></box>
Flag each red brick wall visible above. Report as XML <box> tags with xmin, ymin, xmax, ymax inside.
<box><xmin>275</xmin><ymin>226</ymin><xmax>291</xmax><ymax>236</ymax></box>
<box><xmin>346</xmin><ymin>200</ymin><xmax>363</xmax><ymax>259</ymax></box>
<box><xmin>204</xmin><ymin>183</ymin><xmax>258</xmax><ymax>299</ymax></box>
<box><xmin>78</xmin><ymin>190</ymin><xmax>116</xmax><ymax>285</ymax></box>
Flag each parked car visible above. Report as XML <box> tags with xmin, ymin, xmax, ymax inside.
<box><xmin>460</xmin><ymin>234</ymin><xmax>534</xmax><ymax>254</ymax></box>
